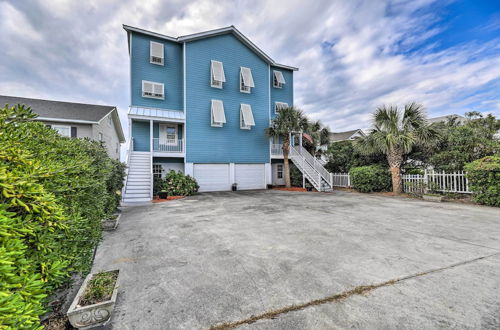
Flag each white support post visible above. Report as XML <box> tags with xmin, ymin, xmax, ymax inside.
<box><xmin>330</xmin><ymin>173</ymin><xmax>333</xmax><ymax>187</ymax></box>
<box><xmin>229</xmin><ymin>163</ymin><xmax>235</xmax><ymax>185</ymax></box>
<box><xmin>149</xmin><ymin>120</ymin><xmax>153</xmax><ymax>199</ymax></box>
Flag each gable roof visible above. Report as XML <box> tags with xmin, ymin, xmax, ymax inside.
<box><xmin>329</xmin><ymin>129</ymin><xmax>366</xmax><ymax>142</ymax></box>
<box><xmin>0</xmin><ymin>95</ymin><xmax>125</xmax><ymax>142</ymax></box>
<box><xmin>123</xmin><ymin>24</ymin><xmax>298</xmax><ymax>71</ymax></box>
<box><xmin>428</xmin><ymin>114</ymin><xmax>466</xmax><ymax>124</ymax></box>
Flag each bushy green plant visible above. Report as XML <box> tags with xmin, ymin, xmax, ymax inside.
<box><xmin>0</xmin><ymin>104</ymin><xmax>125</xmax><ymax>327</ymax></box>
<box><xmin>153</xmin><ymin>176</ymin><xmax>164</xmax><ymax>196</ymax></box>
<box><xmin>163</xmin><ymin>170</ymin><xmax>199</xmax><ymax>196</ymax></box>
<box><xmin>290</xmin><ymin>164</ymin><xmax>303</xmax><ymax>187</ymax></box>
<box><xmin>464</xmin><ymin>156</ymin><xmax>500</xmax><ymax>207</ymax></box>
<box><xmin>350</xmin><ymin>165</ymin><xmax>391</xmax><ymax>193</ymax></box>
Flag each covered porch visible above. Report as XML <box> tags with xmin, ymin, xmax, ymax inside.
<box><xmin>129</xmin><ymin>106</ymin><xmax>185</xmax><ymax>157</ymax></box>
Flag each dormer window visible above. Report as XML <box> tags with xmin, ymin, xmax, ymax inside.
<box><xmin>142</xmin><ymin>80</ymin><xmax>164</xmax><ymax>99</ymax></box>
<box><xmin>273</xmin><ymin>70</ymin><xmax>285</xmax><ymax>88</ymax></box>
<box><xmin>150</xmin><ymin>41</ymin><xmax>164</xmax><ymax>65</ymax></box>
<box><xmin>240</xmin><ymin>67</ymin><xmax>254</xmax><ymax>93</ymax></box>
<box><xmin>211</xmin><ymin>60</ymin><xmax>226</xmax><ymax>88</ymax></box>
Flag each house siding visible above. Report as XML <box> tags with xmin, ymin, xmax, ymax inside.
<box><xmin>92</xmin><ymin>113</ymin><xmax>121</xmax><ymax>160</ymax></box>
<box><xmin>131</xmin><ymin>120</ymin><xmax>150</xmax><ymax>151</ymax></box>
<box><xmin>39</xmin><ymin>120</ymin><xmax>93</xmax><ymax>139</ymax></box>
<box><xmin>185</xmin><ymin>34</ymin><xmax>270</xmax><ymax>164</ymax></box>
<box><xmin>270</xmin><ymin>67</ymin><xmax>294</xmax><ymax>119</ymax></box>
<box><xmin>130</xmin><ymin>32</ymin><xmax>183</xmax><ymax>110</ymax></box>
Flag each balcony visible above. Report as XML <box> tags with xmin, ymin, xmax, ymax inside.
<box><xmin>153</xmin><ymin>138</ymin><xmax>184</xmax><ymax>153</ymax></box>
<box><xmin>271</xmin><ymin>144</ymin><xmax>283</xmax><ymax>157</ymax></box>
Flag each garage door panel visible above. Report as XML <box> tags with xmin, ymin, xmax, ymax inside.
<box><xmin>235</xmin><ymin>164</ymin><xmax>265</xmax><ymax>190</ymax></box>
<box><xmin>194</xmin><ymin>164</ymin><xmax>230</xmax><ymax>192</ymax></box>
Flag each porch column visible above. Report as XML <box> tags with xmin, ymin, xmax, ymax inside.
<box><xmin>299</xmin><ymin>133</ymin><xmax>303</xmax><ymax>148</ymax></box>
<box><xmin>149</xmin><ymin>120</ymin><xmax>153</xmax><ymax>152</ymax></box>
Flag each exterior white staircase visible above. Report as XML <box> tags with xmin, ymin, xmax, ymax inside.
<box><xmin>122</xmin><ymin>152</ymin><xmax>152</xmax><ymax>203</ymax></box>
<box><xmin>290</xmin><ymin>145</ymin><xmax>333</xmax><ymax>192</ymax></box>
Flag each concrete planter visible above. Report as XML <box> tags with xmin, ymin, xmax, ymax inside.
<box><xmin>67</xmin><ymin>270</ymin><xmax>120</xmax><ymax>329</ymax></box>
<box><xmin>423</xmin><ymin>194</ymin><xmax>444</xmax><ymax>202</ymax></box>
<box><xmin>102</xmin><ymin>213</ymin><xmax>121</xmax><ymax>231</ymax></box>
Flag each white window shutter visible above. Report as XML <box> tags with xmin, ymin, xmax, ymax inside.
<box><xmin>240</xmin><ymin>67</ymin><xmax>255</xmax><ymax>87</ymax></box>
<box><xmin>274</xmin><ymin>70</ymin><xmax>286</xmax><ymax>84</ymax></box>
<box><xmin>150</xmin><ymin>41</ymin><xmax>164</xmax><ymax>64</ymax></box>
<box><xmin>211</xmin><ymin>100</ymin><xmax>226</xmax><ymax>125</ymax></box>
<box><xmin>143</xmin><ymin>81</ymin><xmax>153</xmax><ymax>94</ymax></box>
<box><xmin>211</xmin><ymin>60</ymin><xmax>226</xmax><ymax>82</ymax></box>
<box><xmin>241</xmin><ymin>104</ymin><xmax>255</xmax><ymax>126</ymax></box>
<box><xmin>153</xmin><ymin>83</ymin><xmax>164</xmax><ymax>97</ymax></box>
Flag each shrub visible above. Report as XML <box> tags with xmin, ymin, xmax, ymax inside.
<box><xmin>163</xmin><ymin>170</ymin><xmax>199</xmax><ymax>196</ymax></box>
<box><xmin>464</xmin><ymin>156</ymin><xmax>500</xmax><ymax>207</ymax></box>
<box><xmin>350</xmin><ymin>165</ymin><xmax>391</xmax><ymax>193</ymax></box>
<box><xmin>153</xmin><ymin>176</ymin><xmax>164</xmax><ymax>196</ymax></box>
<box><xmin>290</xmin><ymin>163</ymin><xmax>303</xmax><ymax>187</ymax></box>
<box><xmin>0</xmin><ymin>104</ymin><xmax>125</xmax><ymax>327</ymax></box>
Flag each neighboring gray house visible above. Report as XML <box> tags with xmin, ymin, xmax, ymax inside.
<box><xmin>329</xmin><ymin>129</ymin><xmax>366</xmax><ymax>143</ymax></box>
<box><xmin>428</xmin><ymin>114</ymin><xmax>466</xmax><ymax>124</ymax></box>
<box><xmin>0</xmin><ymin>95</ymin><xmax>125</xmax><ymax>160</ymax></box>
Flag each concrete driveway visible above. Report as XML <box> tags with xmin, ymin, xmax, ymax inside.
<box><xmin>92</xmin><ymin>190</ymin><xmax>500</xmax><ymax>329</ymax></box>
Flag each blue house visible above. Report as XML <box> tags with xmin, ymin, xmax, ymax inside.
<box><xmin>123</xmin><ymin>25</ymin><xmax>332</xmax><ymax>202</ymax></box>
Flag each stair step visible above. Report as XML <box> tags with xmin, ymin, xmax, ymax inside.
<box><xmin>124</xmin><ymin>193</ymin><xmax>150</xmax><ymax>198</ymax></box>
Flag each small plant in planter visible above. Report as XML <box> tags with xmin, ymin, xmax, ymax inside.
<box><xmin>67</xmin><ymin>270</ymin><xmax>120</xmax><ymax>329</ymax></box>
<box><xmin>158</xmin><ymin>190</ymin><xmax>168</xmax><ymax>199</ymax></box>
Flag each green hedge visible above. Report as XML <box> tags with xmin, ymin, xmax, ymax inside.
<box><xmin>350</xmin><ymin>165</ymin><xmax>391</xmax><ymax>193</ymax></box>
<box><xmin>0</xmin><ymin>105</ymin><xmax>125</xmax><ymax>328</ymax></box>
<box><xmin>464</xmin><ymin>156</ymin><xmax>500</xmax><ymax>207</ymax></box>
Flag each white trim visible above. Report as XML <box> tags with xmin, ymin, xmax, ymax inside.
<box><xmin>211</xmin><ymin>99</ymin><xmax>226</xmax><ymax>127</ymax></box>
<box><xmin>268</xmin><ymin>64</ymin><xmax>271</xmax><ymax>160</ymax></box>
<box><xmin>183</xmin><ymin>42</ymin><xmax>187</xmax><ymax>163</ymax></box>
<box><xmin>37</xmin><ymin>117</ymin><xmax>98</xmax><ymax>124</ymax></box>
<box><xmin>128</xmin><ymin>114</ymin><xmax>184</xmax><ymax>123</ymax></box>
<box><xmin>150</xmin><ymin>41</ymin><xmax>164</xmax><ymax>65</ymax></box>
<box><xmin>142</xmin><ymin>80</ymin><xmax>164</xmax><ymax>99</ymax></box>
<box><xmin>129</xmin><ymin>33</ymin><xmax>132</xmax><ymax>108</ymax></box>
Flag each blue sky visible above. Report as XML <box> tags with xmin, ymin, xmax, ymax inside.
<box><xmin>0</xmin><ymin>0</ymin><xmax>498</xmax><ymax>132</ymax></box>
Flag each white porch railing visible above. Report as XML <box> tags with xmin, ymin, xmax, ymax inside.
<box><xmin>402</xmin><ymin>170</ymin><xmax>471</xmax><ymax>194</ymax></box>
<box><xmin>293</xmin><ymin>145</ymin><xmax>332</xmax><ymax>187</ymax></box>
<box><xmin>271</xmin><ymin>144</ymin><xmax>283</xmax><ymax>156</ymax></box>
<box><xmin>152</xmin><ymin>138</ymin><xmax>183</xmax><ymax>152</ymax></box>
<box><xmin>331</xmin><ymin>173</ymin><xmax>351</xmax><ymax>187</ymax></box>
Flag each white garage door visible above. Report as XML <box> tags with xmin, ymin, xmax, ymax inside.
<box><xmin>194</xmin><ymin>164</ymin><xmax>230</xmax><ymax>192</ymax></box>
<box><xmin>235</xmin><ymin>164</ymin><xmax>266</xmax><ymax>190</ymax></box>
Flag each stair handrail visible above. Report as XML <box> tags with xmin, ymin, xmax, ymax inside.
<box><xmin>289</xmin><ymin>147</ymin><xmax>321</xmax><ymax>190</ymax></box>
<box><xmin>294</xmin><ymin>145</ymin><xmax>332</xmax><ymax>186</ymax></box>
<box><xmin>121</xmin><ymin>137</ymin><xmax>134</xmax><ymax>201</ymax></box>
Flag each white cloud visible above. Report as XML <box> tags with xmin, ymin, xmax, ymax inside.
<box><xmin>0</xmin><ymin>0</ymin><xmax>498</xmax><ymax>134</ymax></box>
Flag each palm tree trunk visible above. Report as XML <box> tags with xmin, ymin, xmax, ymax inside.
<box><xmin>283</xmin><ymin>136</ymin><xmax>291</xmax><ymax>188</ymax></box>
<box><xmin>387</xmin><ymin>150</ymin><xmax>403</xmax><ymax>194</ymax></box>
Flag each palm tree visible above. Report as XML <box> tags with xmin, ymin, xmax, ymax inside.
<box><xmin>357</xmin><ymin>102</ymin><xmax>439</xmax><ymax>194</ymax></box>
<box><xmin>303</xmin><ymin>119</ymin><xmax>331</xmax><ymax>158</ymax></box>
<box><xmin>265</xmin><ymin>106</ymin><xmax>307</xmax><ymax>187</ymax></box>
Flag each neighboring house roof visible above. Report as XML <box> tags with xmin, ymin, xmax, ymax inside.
<box><xmin>122</xmin><ymin>24</ymin><xmax>298</xmax><ymax>71</ymax></box>
<box><xmin>329</xmin><ymin>129</ymin><xmax>366</xmax><ymax>142</ymax></box>
<box><xmin>428</xmin><ymin>114</ymin><xmax>466</xmax><ymax>124</ymax></box>
<box><xmin>0</xmin><ymin>95</ymin><xmax>125</xmax><ymax>142</ymax></box>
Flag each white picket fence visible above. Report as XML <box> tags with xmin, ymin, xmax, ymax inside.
<box><xmin>331</xmin><ymin>173</ymin><xmax>351</xmax><ymax>187</ymax></box>
<box><xmin>402</xmin><ymin>170</ymin><xmax>471</xmax><ymax>194</ymax></box>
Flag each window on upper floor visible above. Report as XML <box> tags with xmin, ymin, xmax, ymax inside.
<box><xmin>142</xmin><ymin>80</ymin><xmax>164</xmax><ymax>99</ymax></box>
<box><xmin>150</xmin><ymin>41</ymin><xmax>164</xmax><ymax>65</ymax></box>
<box><xmin>275</xmin><ymin>102</ymin><xmax>288</xmax><ymax>114</ymax></box>
<box><xmin>240</xmin><ymin>103</ymin><xmax>255</xmax><ymax>130</ymax></box>
<box><xmin>211</xmin><ymin>99</ymin><xmax>226</xmax><ymax>127</ymax></box>
<box><xmin>273</xmin><ymin>70</ymin><xmax>286</xmax><ymax>88</ymax></box>
<box><xmin>240</xmin><ymin>67</ymin><xmax>254</xmax><ymax>93</ymax></box>
<box><xmin>211</xmin><ymin>60</ymin><xmax>226</xmax><ymax>88</ymax></box>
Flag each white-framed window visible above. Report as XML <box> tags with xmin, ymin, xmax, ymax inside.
<box><xmin>275</xmin><ymin>102</ymin><xmax>288</xmax><ymax>114</ymax></box>
<box><xmin>240</xmin><ymin>103</ymin><xmax>255</xmax><ymax>130</ymax></box>
<box><xmin>52</xmin><ymin>125</ymin><xmax>71</xmax><ymax>137</ymax></box>
<box><xmin>210</xmin><ymin>60</ymin><xmax>226</xmax><ymax>88</ymax></box>
<box><xmin>108</xmin><ymin>115</ymin><xmax>112</xmax><ymax>125</ymax></box>
<box><xmin>98</xmin><ymin>132</ymin><xmax>103</xmax><ymax>141</ymax></box>
<box><xmin>142</xmin><ymin>80</ymin><xmax>164</xmax><ymax>99</ymax></box>
<box><xmin>150</xmin><ymin>41</ymin><xmax>164</xmax><ymax>65</ymax></box>
<box><xmin>277</xmin><ymin>164</ymin><xmax>283</xmax><ymax>179</ymax></box>
<box><xmin>211</xmin><ymin>99</ymin><xmax>226</xmax><ymax>127</ymax></box>
<box><xmin>153</xmin><ymin>164</ymin><xmax>163</xmax><ymax>178</ymax></box>
<box><xmin>240</xmin><ymin>67</ymin><xmax>254</xmax><ymax>93</ymax></box>
<box><xmin>159</xmin><ymin>123</ymin><xmax>178</xmax><ymax>146</ymax></box>
<box><xmin>273</xmin><ymin>70</ymin><xmax>286</xmax><ymax>88</ymax></box>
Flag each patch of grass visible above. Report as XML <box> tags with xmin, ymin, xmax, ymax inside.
<box><xmin>79</xmin><ymin>270</ymin><xmax>118</xmax><ymax>306</ymax></box>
